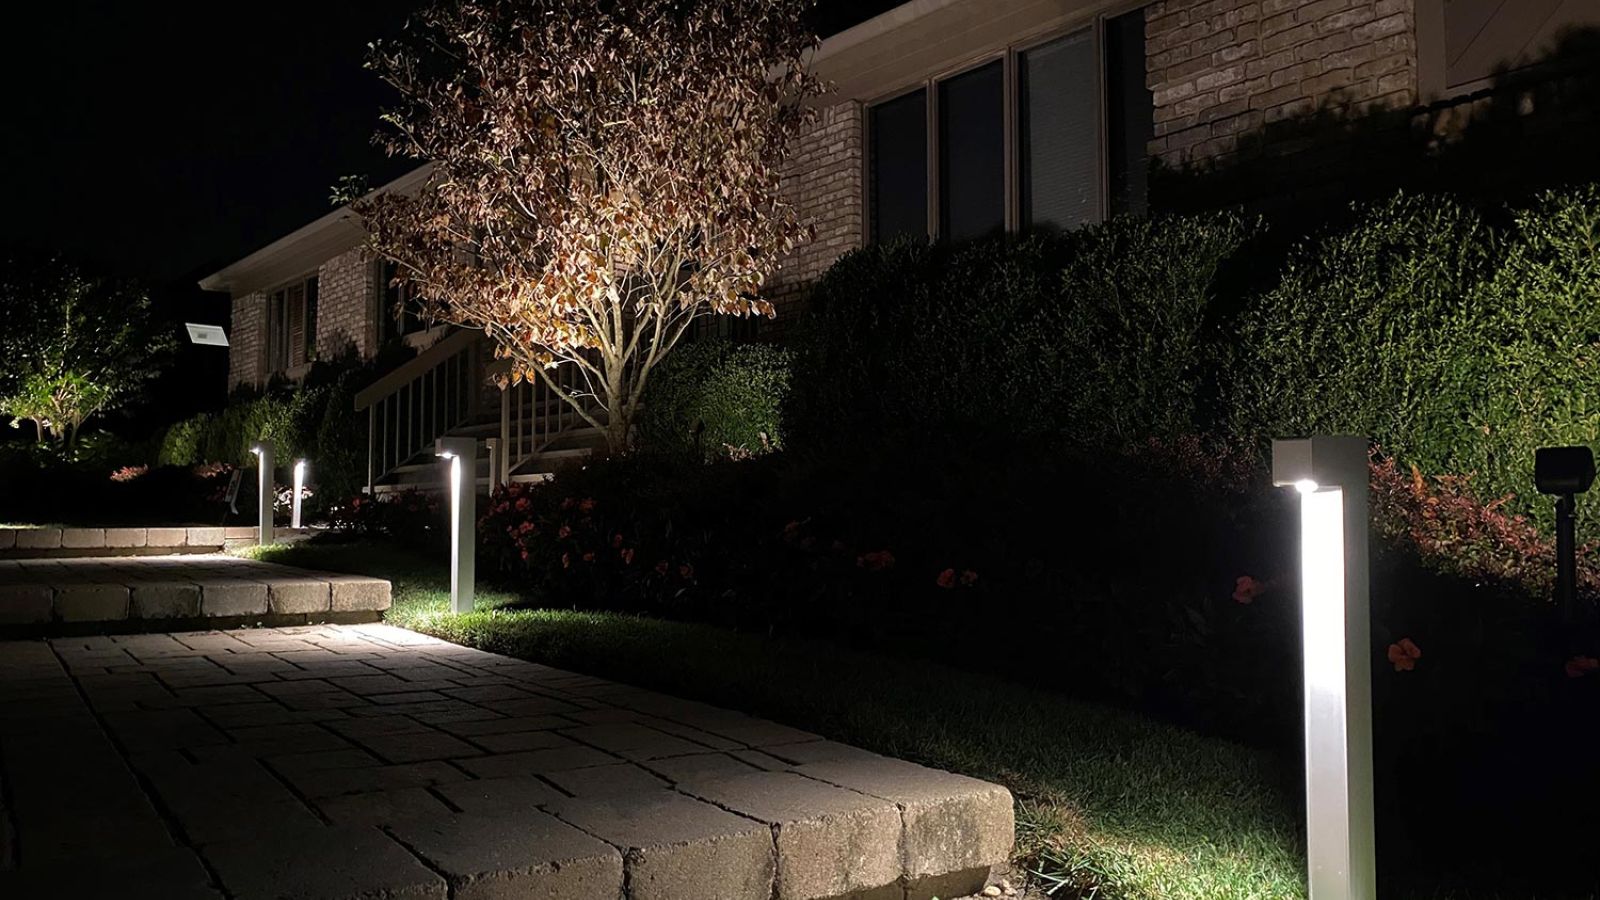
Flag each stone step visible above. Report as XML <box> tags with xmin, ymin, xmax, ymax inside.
<box><xmin>0</xmin><ymin>555</ymin><xmax>390</xmax><ymax>632</ymax></box>
<box><xmin>0</xmin><ymin>526</ymin><xmax>313</xmax><ymax>560</ymax></box>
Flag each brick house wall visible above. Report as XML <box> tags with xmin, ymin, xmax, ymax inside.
<box><xmin>316</xmin><ymin>248</ymin><xmax>377</xmax><ymax>362</ymax></box>
<box><xmin>1145</xmin><ymin>0</ymin><xmax>1418</xmax><ymax>169</ymax></box>
<box><xmin>228</xmin><ymin>292</ymin><xmax>266</xmax><ymax>390</ymax></box>
<box><xmin>766</xmin><ymin>100</ymin><xmax>865</xmax><ymax>327</ymax></box>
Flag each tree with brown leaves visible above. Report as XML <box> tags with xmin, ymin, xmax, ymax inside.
<box><xmin>353</xmin><ymin>0</ymin><xmax>824</xmax><ymax>452</ymax></box>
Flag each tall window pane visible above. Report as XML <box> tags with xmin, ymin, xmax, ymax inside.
<box><xmin>1020</xmin><ymin>30</ymin><xmax>1099</xmax><ymax>230</ymax></box>
<box><xmin>1106</xmin><ymin>9</ymin><xmax>1153</xmax><ymax>217</ymax></box>
<box><xmin>869</xmin><ymin>89</ymin><xmax>928</xmax><ymax>243</ymax></box>
<box><xmin>938</xmin><ymin>61</ymin><xmax>1004</xmax><ymax>242</ymax></box>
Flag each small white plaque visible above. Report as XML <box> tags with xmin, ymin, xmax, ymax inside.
<box><xmin>185</xmin><ymin>323</ymin><xmax>229</xmax><ymax>347</ymax></box>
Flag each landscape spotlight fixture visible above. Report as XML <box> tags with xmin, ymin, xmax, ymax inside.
<box><xmin>435</xmin><ymin>437</ymin><xmax>478</xmax><ymax>613</ymax></box>
<box><xmin>1535</xmin><ymin>445</ymin><xmax>1594</xmax><ymax>621</ymax></box>
<box><xmin>1272</xmin><ymin>435</ymin><xmax>1376</xmax><ymax>900</ymax></box>
<box><xmin>249</xmin><ymin>440</ymin><xmax>275</xmax><ymax>546</ymax></box>
<box><xmin>291</xmin><ymin>459</ymin><xmax>309</xmax><ymax>531</ymax></box>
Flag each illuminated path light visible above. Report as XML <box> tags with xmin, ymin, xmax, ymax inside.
<box><xmin>1273</xmin><ymin>435</ymin><xmax>1375</xmax><ymax>900</ymax></box>
<box><xmin>249</xmin><ymin>440</ymin><xmax>275</xmax><ymax>546</ymax></box>
<box><xmin>291</xmin><ymin>459</ymin><xmax>308</xmax><ymax>530</ymax></box>
<box><xmin>435</xmin><ymin>437</ymin><xmax>477</xmax><ymax>613</ymax></box>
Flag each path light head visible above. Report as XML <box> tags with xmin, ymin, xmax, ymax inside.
<box><xmin>1535</xmin><ymin>446</ymin><xmax>1594</xmax><ymax>496</ymax></box>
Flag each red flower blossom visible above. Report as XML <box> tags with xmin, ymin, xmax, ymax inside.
<box><xmin>1233</xmin><ymin>575</ymin><xmax>1264</xmax><ymax>605</ymax></box>
<box><xmin>782</xmin><ymin>520</ymin><xmax>802</xmax><ymax>542</ymax></box>
<box><xmin>936</xmin><ymin>568</ymin><xmax>957</xmax><ymax>589</ymax></box>
<box><xmin>578</xmin><ymin>498</ymin><xmax>596</xmax><ymax>513</ymax></box>
<box><xmin>960</xmin><ymin>569</ymin><xmax>978</xmax><ymax>587</ymax></box>
<box><xmin>857</xmin><ymin>550</ymin><xmax>895</xmax><ymax>571</ymax></box>
<box><xmin>1565</xmin><ymin>656</ymin><xmax>1600</xmax><ymax>678</ymax></box>
<box><xmin>558</xmin><ymin>525</ymin><xmax>572</xmax><ymax>540</ymax></box>
<box><xmin>561</xmin><ymin>497</ymin><xmax>575</xmax><ymax>511</ymax></box>
<box><xmin>514</xmin><ymin>497</ymin><xmax>530</xmax><ymax>512</ymax></box>
<box><xmin>519</xmin><ymin>549</ymin><xmax>529</xmax><ymax>561</ymax></box>
<box><xmin>654</xmin><ymin>560</ymin><xmax>670</xmax><ymax>576</ymax></box>
<box><xmin>620</xmin><ymin>547</ymin><xmax>635</xmax><ymax>565</ymax></box>
<box><xmin>611</xmin><ymin>533</ymin><xmax>624</xmax><ymax>548</ymax></box>
<box><xmin>582</xmin><ymin>551</ymin><xmax>595</xmax><ymax>563</ymax></box>
<box><xmin>1387</xmin><ymin>638</ymin><xmax>1423</xmax><ymax>672</ymax></box>
<box><xmin>679</xmin><ymin>563</ymin><xmax>695</xmax><ymax>580</ymax></box>
<box><xmin>561</xmin><ymin>552</ymin><xmax>571</xmax><ymax>569</ymax></box>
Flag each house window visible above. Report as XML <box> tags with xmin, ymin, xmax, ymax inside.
<box><xmin>868</xmin><ymin>88</ymin><xmax>928</xmax><ymax>243</ymax></box>
<box><xmin>866</xmin><ymin>5</ymin><xmax>1152</xmax><ymax>240</ymax></box>
<box><xmin>1419</xmin><ymin>0</ymin><xmax>1600</xmax><ymax>98</ymax></box>
<box><xmin>939</xmin><ymin>61</ymin><xmax>1005</xmax><ymax>241</ymax></box>
<box><xmin>267</xmin><ymin>275</ymin><xmax>317</xmax><ymax>373</ymax></box>
<box><xmin>379</xmin><ymin>261</ymin><xmax>429</xmax><ymax>343</ymax></box>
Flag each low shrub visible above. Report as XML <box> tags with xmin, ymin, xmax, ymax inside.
<box><xmin>479</xmin><ymin>437</ymin><xmax>1301</xmax><ymax>742</ymax></box>
<box><xmin>327</xmin><ymin>490</ymin><xmax>445</xmax><ymax>549</ymax></box>
<box><xmin>637</xmin><ymin>338</ymin><xmax>792</xmax><ymax>458</ymax></box>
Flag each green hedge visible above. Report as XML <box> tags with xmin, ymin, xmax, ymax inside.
<box><xmin>791</xmin><ymin>212</ymin><xmax>1256</xmax><ymax>449</ymax></box>
<box><xmin>638</xmin><ymin>338</ymin><xmax>792</xmax><ymax>458</ymax></box>
<box><xmin>1234</xmin><ymin>186</ymin><xmax>1600</xmax><ymax>537</ymax></box>
<box><xmin>157</xmin><ymin>367</ymin><xmax>369</xmax><ymax>511</ymax></box>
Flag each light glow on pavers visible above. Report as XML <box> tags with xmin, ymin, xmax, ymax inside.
<box><xmin>0</xmin><ymin>624</ymin><xmax>1014</xmax><ymax>900</ymax></box>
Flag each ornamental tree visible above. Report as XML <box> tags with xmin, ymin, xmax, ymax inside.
<box><xmin>0</xmin><ymin>257</ymin><xmax>174</xmax><ymax>445</ymax></box>
<box><xmin>354</xmin><ymin>0</ymin><xmax>823</xmax><ymax>451</ymax></box>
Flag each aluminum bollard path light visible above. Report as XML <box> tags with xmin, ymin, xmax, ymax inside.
<box><xmin>249</xmin><ymin>439</ymin><xmax>275</xmax><ymax>546</ymax></box>
<box><xmin>1272</xmin><ymin>435</ymin><xmax>1376</xmax><ymax>900</ymax></box>
<box><xmin>436</xmin><ymin>436</ymin><xmax>478</xmax><ymax>613</ymax></box>
<box><xmin>291</xmin><ymin>459</ymin><xmax>309</xmax><ymax>531</ymax></box>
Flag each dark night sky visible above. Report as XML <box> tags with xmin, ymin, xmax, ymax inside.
<box><xmin>1</xmin><ymin>1</ymin><xmax>904</xmax><ymax>288</ymax></box>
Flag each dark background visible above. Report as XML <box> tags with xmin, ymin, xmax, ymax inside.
<box><xmin>0</xmin><ymin>0</ymin><xmax>902</xmax><ymax>416</ymax></box>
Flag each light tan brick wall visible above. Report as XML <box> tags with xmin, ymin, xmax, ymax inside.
<box><xmin>316</xmin><ymin>248</ymin><xmax>376</xmax><ymax>361</ymax></box>
<box><xmin>765</xmin><ymin>100</ymin><xmax>864</xmax><ymax>326</ymax></box>
<box><xmin>228</xmin><ymin>291</ymin><xmax>266</xmax><ymax>391</ymax></box>
<box><xmin>1146</xmin><ymin>0</ymin><xmax>1418</xmax><ymax>168</ymax></box>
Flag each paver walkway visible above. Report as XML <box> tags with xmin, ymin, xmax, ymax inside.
<box><xmin>0</xmin><ymin>624</ymin><xmax>1012</xmax><ymax>900</ymax></box>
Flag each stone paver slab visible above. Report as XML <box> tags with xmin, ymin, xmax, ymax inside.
<box><xmin>548</xmin><ymin>790</ymin><xmax>775</xmax><ymax>900</ymax></box>
<box><xmin>680</xmin><ymin>770</ymin><xmax>902</xmax><ymax>900</ymax></box>
<box><xmin>391</xmin><ymin>809</ymin><xmax>624</xmax><ymax>900</ymax></box>
<box><xmin>794</xmin><ymin>757</ymin><xmax>1014</xmax><ymax>891</ymax></box>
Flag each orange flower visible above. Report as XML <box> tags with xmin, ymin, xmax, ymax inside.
<box><xmin>1387</xmin><ymin>638</ymin><xmax>1422</xmax><ymax>672</ymax></box>
<box><xmin>936</xmin><ymin>568</ymin><xmax>956</xmax><ymax>589</ymax></box>
<box><xmin>1565</xmin><ymin>656</ymin><xmax>1600</xmax><ymax>678</ymax></box>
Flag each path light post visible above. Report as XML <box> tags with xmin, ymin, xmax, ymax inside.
<box><xmin>435</xmin><ymin>437</ymin><xmax>477</xmax><ymax>613</ymax></box>
<box><xmin>291</xmin><ymin>458</ymin><xmax>309</xmax><ymax>531</ymax></box>
<box><xmin>1534</xmin><ymin>446</ymin><xmax>1594</xmax><ymax>623</ymax></box>
<box><xmin>249</xmin><ymin>440</ymin><xmax>275</xmax><ymax>546</ymax></box>
<box><xmin>1272</xmin><ymin>435</ymin><xmax>1376</xmax><ymax>900</ymax></box>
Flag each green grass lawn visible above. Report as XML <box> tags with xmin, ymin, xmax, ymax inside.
<box><xmin>242</xmin><ymin>538</ymin><xmax>1306</xmax><ymax>900</ymax></box>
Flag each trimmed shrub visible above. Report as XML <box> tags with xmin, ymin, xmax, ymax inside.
<box><xmin>792</xmin><ymin>212</ymin><xmax>1256</xmax><ymax>449</ymax></box>
<box><xmin>637</xmin><ymin>338</ymin><xmax>792</xmax><ymax>458</ymax></box>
